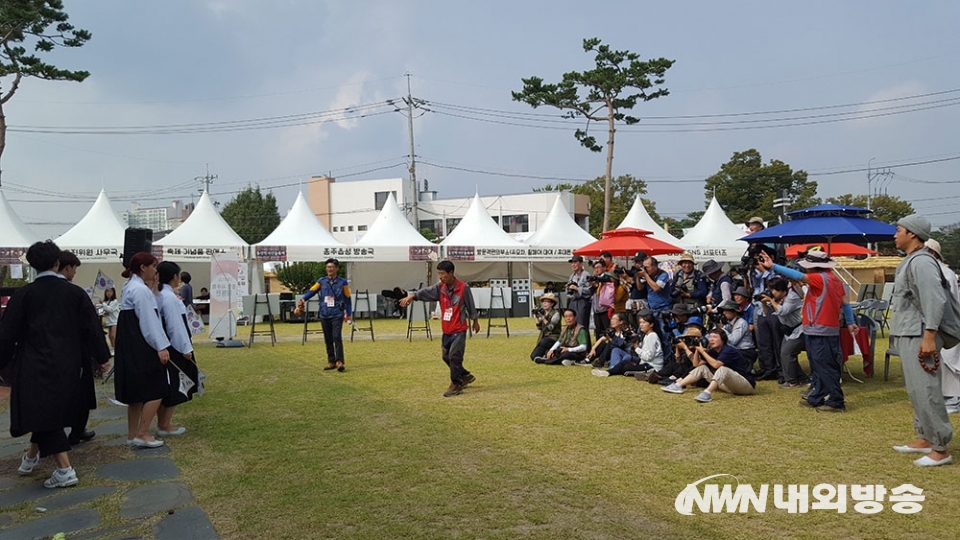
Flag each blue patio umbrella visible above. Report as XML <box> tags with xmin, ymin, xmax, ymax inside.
<box><xmin>740</xmin><ymin>204</ymin><xmax>896</xmax><ymax>250</ymax></box>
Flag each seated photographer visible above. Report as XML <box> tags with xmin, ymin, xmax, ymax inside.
<box><xmin>760</xmin><ymin>277</ymin><xmax>808</xmax><ymax>388</ymax></box>
<box><xmin>637</xmin><ymin>321</ymin><xmax>703</xmax><ymax>384</ymax></box>
<box><xmin>731</xmin><ymin>287</ymin><xmax>755</xmax><ymax>331</ymax></box>
<box><xmin>585</xmin><ymin>312</ymin><xmax>630</xmax><ymax>367</ymax></box>
<box><xmin>536</xmin><ymin>308</ymin><xmax>590</xmax><ymax>366</ymax></box>
<box><xmin>530</xmin><ymin>293</ymin><xmax>562</xmax><ymax>362</ymax></box>
<box><xmin>593</xmin><ymin>313</ymin><xmax>664</xmax><ymax>377</ymax></box>
<box><xmin>718</xmin><ymin>300</ymin><xmax>759</xmax><ymax>368</ymax></box>
<box><xmin>662</xmin><ymin>328</ymin><xmax>757</xmax><ymax>402</ymax></box>
<box><xmin>664</xmin><ymin>304</ymin><xmax>691</xmax><ymax>337</ymax></box>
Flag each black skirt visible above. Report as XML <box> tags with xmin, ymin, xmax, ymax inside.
<box><xmin>114</xmin><ymin>310</ymin><xmax>168</xmax><ymax>404</ymax></box>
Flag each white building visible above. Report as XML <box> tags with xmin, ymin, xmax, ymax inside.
<box><xmin>121</xmin><ymin>200</ymin><xmax>194</xmax><ymax>232</ymax></box>
<box><xmin>306</xmin><ymin>176</ymin><xmax>590</xmax><ymax>244</ymax></box>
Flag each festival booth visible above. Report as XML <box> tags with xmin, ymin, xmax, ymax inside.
<box><xmin>255</xmin><ymin>191</ymin><xmax>345</xmax><ymax>262</ymax></box>
<box><xmin>348</xmin><ymin>192</ymin><xmax>438</xmax><ymax>303</ymax></box>
<box><xmin>441</xmin><ymin>194</ymin><xmax>530</xmax><ymax>315</ymax></box>
<box><xmin>154</xmin><ymin>191</ymin><xmax>252</xmax><ymax>340</ymax></box>
<box><xmin>523</xmin><ymin>195</ymin><xmax>596</xmax><ymax>295</ymax></box>
<box><xmin>678</xmin><ymin>197</ymin><xmax>749</xmax><ymax>264</ymax></box>
<box><xmin>0</xmin><ymin>190</ymin><xmax>40</xmax><ymax>306</ymax></box>
<box><xmin>55</xmin><ymin>189</ymin><xmax>126</xmax><ymax>293</ymax></box>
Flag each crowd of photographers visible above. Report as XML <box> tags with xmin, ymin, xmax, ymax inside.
<box><xmin>530</xmin><ymin>219</ymin><xmax>849</xmax><ymax>405</ymax></box>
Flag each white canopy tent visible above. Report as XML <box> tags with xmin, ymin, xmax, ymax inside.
<box><xmin>679</xmin><ymin>197</ymin><xmax>749</xmax><ymax>264</ymax></box>
<box><xmin>0</xmin><ymin>189</ymin><xmax>40</xmax><ymax>265</ymax></box>
<box><xmin>524</xmin><ymin>195</ymin><xmax>595</xmax><ymax>283</ymax></box>
<box><xmin>617</xmin><ymin>195</ymin><xmax>683</xmax><ymax>246</ymax></box>
<box><xmin>55</xmin><ymin>189</ymin><xmax>127</xmax><ymax>289</ymax></box>
<box><xmin>348</xmin><ymin>192</ymin><xmax>437</xmax><ymax>294</ymax></box>
<box><xmin>255</xmin><ymin>191</ymin><xmax>344</xmax><ymax>262</ymax></box>
<box><xmin>440</xmin><ymin>193</ymin><xmax>528</xmax><ymax>283</ymax></box>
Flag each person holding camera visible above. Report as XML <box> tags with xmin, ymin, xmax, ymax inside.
<box><xmin>718</xmin><ymin>300</ymin><xmax>758</xmax><ymax>370</ymax></box>
<box><xmin>537</xmin><ymin>308</ymin><xmax>590</xmax><ymax>366</ymax></box>
<box><xmin>672</xmin><ymin>253</ymin><xmax>708</xmax><ymax>311</ymax></box>
<box><xmin>584</xmin><ymin>312</ymin><xmax>633</xmax><ymax>368</ymax></box>
<box><xmin>623</xmin><ymin>252</ymin><xmax>649</xmax><ymax>327</ymax></box>
<box><xmin>758</xmin><ymin>249</ymin><xmax>858</xmax><ymax>413</ymax></box>
<box><xmin>638</xmin><ymin>320</ymin><xmax>704</xmax><ymax>384</ymax></box>
<box><xmin>589</xmin><ymin>260</ymin><xmax>617</xmax><ymax>340</ymax></box>
<box><xmin>565</xmin><ymin>256</ymin><xmax>592</xmax><ymax>329</ymax></box>
<box><xmin>593</xmin><ymin>312</ymin><xmax>664</xmax><ymax>377</ymax></box>
<box><xmin>296</xmin><ymin>258</ymin><xmax>353</xmax><ymax>372</ymax></box>
<box><xmin>662</xmin><ymin>328</ymin><xmax>757</xmax><ymax>402</ymax></box>
<box><xmin>530</xmin><ymin>293</ymin><xmax>562</xmax><ymax>362</ymax></box>
<box><xmin>758</xmin><ymin>277</ymin><xmax>808</xmax><ymax>388</ymax></box>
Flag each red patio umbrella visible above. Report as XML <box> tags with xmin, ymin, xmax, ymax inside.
<box><xmin>573</xmin><ymin>228</ymin><xmax>684</xmax><ymax>257</ymax></box>
<box><xmin>786</xmin><ymin>243</ymin><xmax>878</xmax><ymax>258</ymax></box>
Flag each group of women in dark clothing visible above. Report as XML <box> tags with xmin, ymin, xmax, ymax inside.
<box><xmin>1</xmin><ymin>243</ymin><xmax>200</xmax><ymax>489</ymax></box>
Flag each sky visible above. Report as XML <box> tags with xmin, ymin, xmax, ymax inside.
<box><xmin>3</xmin><ymin>0</ymin><xmax>960</xmax><ymax>240</ymax></box>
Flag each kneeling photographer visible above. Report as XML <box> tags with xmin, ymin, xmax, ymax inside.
<box><xmin>637</xmin><ymin>320</ymin><xmax>704</xmax><ymax>385</ymax></box>
<box><xmin>593</xmin><ymin>312</ymin><xmax>665</xmax><ymax>377</ymax></box>
<box><xmin>759</xmin><ymin>277</ymin><xmax>808</xmax><ymax>388</ymax></box>
<box><xmin>529</xmin><ymin>293</ymin><xmax>562</xmax><ymax>362</ymax></box>
<box><xmin>536</xmin><ymin>308</ymin><xmax>590</xmax><ymax>366</ymax></box>
<box><xmin>718</xmin><ymin>300</ymin><xmax>759</xmax><ymax>370</ymax></box>
<box><xmin>585</xmin><ymin>312</ymin><xmax>634</xmax><ymax>368</ymax></box>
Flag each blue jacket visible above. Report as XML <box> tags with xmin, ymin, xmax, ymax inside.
<box><xmin>302</xmin><ymin>276</ymin><xmax>353</xmax><ymax>319</ymax></box>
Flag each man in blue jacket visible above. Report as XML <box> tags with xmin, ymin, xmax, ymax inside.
<box><xmin>297</xmin><ymin>258</ymin><xmax>353</xmax><ymax>372</ymax></box>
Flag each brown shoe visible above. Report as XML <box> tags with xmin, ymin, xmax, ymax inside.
<box><xmin>816</xmin><ymin>404</ymin><xmax>846</xmax><ymax>413</ymax></box>
<box><xmin>646</xmin><ymin>372</ymin><xmax>662</xmax><ymax>384</ymax></box>
<box><xmin>461</xmin><ymin>373</ymin><xmax>476</xmax><ymax>387</ymax></box>
<box><xmin>634</xmin><ymin>372</ymin><xmax>650</xmax><ymax>381</ymax></box>
<box><xmin>335</xmin><ymin>360</ymin><xmax>345</xmax><ymax>372</ymax></box>
<box><xmin>443</xmin><ymin>384</ymin><xmax>463</xmax><ymax>397</ymax></box>
<box><xmin>798</xmin><ymin>399</ymin><xmax>815</xmax><ymax>408</ymax></box>
<box><xmin>323</xmin><ymin>363</ymin><xmax>337</xmax><ymax>371</ymax></box>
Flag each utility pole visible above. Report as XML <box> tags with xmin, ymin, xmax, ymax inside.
<box><xmin>403</xmin><ymin>73</ymin><xmax>419</xmax><ymax>229</ymax></box>
<box><xmin>866</xmin><ymin>158</ymin><xmax>892</xmax><ymax>211</ymax></box>
<box><xmin>195</xmin><ymin>164</ymin><xmax>217</xmax><ymax>195</ymax></box>
<box><xmin>772</xmin><ymin>189</ymin><xmax>791</xmax><ymax>224</ymax></box>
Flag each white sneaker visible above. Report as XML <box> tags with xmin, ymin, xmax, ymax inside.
<box><xmin>561</xmin><ymin>359</ymin><xmax>575</xmax><ymax>366</ymax></box>
<box><xmin>591</xmin><ymin>369</ymin><xmax>609</xmax><ymax>377</ymax></box>
<box><xmin>661</xmin><ymin>382</ymin><xmax>684</xmax><ymax>394</ymax></box>
<box><xmin>18</xmin><ymin>454</ymin><xmax>40</xmax><ymax>475</ymax></box>
<box><xmin>131</xmin><ymin>437</ymin><xmax>164</xmax><ymax>448</ymax></box>
<box><xmin>157</xmin><ymin>427</ymin><xmax>186</xmax><ymax>437</ymax></box>
<box><xmin>946</xmin><ymin>406</ymin><xmax>960</xmax><ymax>415</ymax></box>
<box><xmin>44</xmin><ymin>467</ymin><xmax>78</xmax><ymax>488</ymax></box>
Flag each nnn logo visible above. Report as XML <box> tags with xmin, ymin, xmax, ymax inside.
<box><xmin>675</xmin><ymin>474</ymin><xmax>767</xmax><ymax>515</ymax></box>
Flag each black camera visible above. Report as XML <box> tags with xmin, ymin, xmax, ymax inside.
<box><xmin>672</xmin><ymin>335</ymin><xmax>709</xmax><ymax>348</ymax></box>
<box><xmin>691</xmin><ymin>304</ymin><xmax>714</xmax><ymax>316</ymax></box>
<box><xmin>565</xmin><ymin>280</ymin><xmax>578</xmax><ymax>290</ymax></box>
<box><xmin>753</xmin><ymin>290</ymin><xmax>772</xmax><ymax>302</ymax></box>
<box><xmin>380</xmin><ymin>287</ymin><xmax>408</xmax><ymax>300</ymax></box>
<box><xmin>532</xmin><ymin>307</ymin><xmax>546</xmax><ymax>317</ymax></box>
<box><xmin>586</xmin><ymin>274</ymin><xmax>613</xmax><ymax>284</ymax></box>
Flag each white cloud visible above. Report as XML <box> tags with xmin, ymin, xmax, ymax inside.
<box><xmin>328</xmin><ymin>72</ymin><xmax>370</xmax><ymax>130</ymax></box>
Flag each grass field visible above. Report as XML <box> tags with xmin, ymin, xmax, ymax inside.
<box><xmin>8</xmin><ymin>317</ymin><xmax>958</xmax><ymax>539</ymax></box>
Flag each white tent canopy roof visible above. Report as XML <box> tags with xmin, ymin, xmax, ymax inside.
<box><xmin>355</xmin><ymin>192</ymin><xmax>433</xmax><ymax>246</ymax></box>
<box><xmin>257</xmin><ymin>192</ymin><xmax>343</xmax><ymax>247</ymax></box>
<box><xmin>524</xmin><ymin>195</ymin><xmax>595</xmax><ymax>247</ymax></box>
<box><xmin>441</xmin><ymin>194</ymin><xmax>525</xmax><ymax>247</ymax></box>
<box><xmin>156</xmin><ymin>191</ymin><xmax>247</xmax><ymax>249</ymax></box>
<box><xmin>0</xmin><ymin>189</ymin><xmax>40</xmax><ymax>247</ymax></box>
<box><xmin>56</xmin><ymin>189</ymin><xmax>126</xmax><ymax>248</ymax></box>
<box><xmin>617</xmin><ymin>195</ymin><xmax>683</xmax><ymax>245</ymax></box>
<box><xmin>678</xmin><ymin>196</ymin><xmax>749</xmax><ymax>263</ymax></box>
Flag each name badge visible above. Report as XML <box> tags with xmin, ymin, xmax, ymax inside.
<box><xmin>325</xmin><ymin>296</ymin><xmax>336</xmax><ymax>307</ymax></box>
<box><xmin>443</xmin><ymin>308</ymin><xmax>453</xmax><ymax>321</ymax></box>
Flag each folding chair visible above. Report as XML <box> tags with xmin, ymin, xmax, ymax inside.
<box><xmin>883</xmin><ymin>335</ymin><xmax>900</xmax><ymax>381</ymax></box>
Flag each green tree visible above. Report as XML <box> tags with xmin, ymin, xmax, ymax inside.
<box><xmin>662</xmin><ymin>211</ymin><xmax>705</xmax><ymax>239</ymax></box>
<box><xmin>220</xmin><ymin>185</ymin><xmax>281</xmax><ymax>244</ymax></box>
<box><xmin>274</xmin><ymin>262</ymin><xmax>325</xmax><ymax>295</ymax></box>
<box><xmin>704</xmin><ymin>149</ymin><xmax>820</xmax><ymax>225</ymax></box>
<box><xmin>534</xmin><ymin>174</ymin><xmax>658</xmax><ymax>237</ymax></box>
<box><xmin>824</xmin><ymin>193</ymin><xmax>914</xmax><ymax>225</ymax></box>
<box><xmin>930</xmin><ymin>228</ymin><xmax>960</xmax><ymax>269</ymax></box>
<box><xmin>419</xmin><ymin>227</ymin><xmax>439</xmax><ymax>243</ymax></box>
<box><xmin>0</xmin><ymin>0</ymin><xmax>90</xmax><ymax>185</ymax></box>
<box><xmin>513</xmin><ymin>38</ymin><xmax>673</xmax><ymax>232</ymax></box>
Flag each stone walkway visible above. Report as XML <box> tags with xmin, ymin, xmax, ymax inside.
<box><xmin>0</xmin><ymin>384</ymin><xmax>219</xmax><ymax>539</ymax></box>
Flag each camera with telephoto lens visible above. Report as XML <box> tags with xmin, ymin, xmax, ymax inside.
<box><xmin>753</xmin><ymin>290</ymin><xmax>773</xmax><ymax>302</ymax></box>
<box><xmin>691</xmin><ymin>304</ymin><xmax>714</xmax><ymax>316</ymax></box>
<box><xmin>671</xmin><ymin>335</ymin><xmax>709</xmax><ymax>348</ymax></box>
<box><xmin>586</xmin><ymin>273</ymin><xmax>613</xmax><ymax>284</ymax></box>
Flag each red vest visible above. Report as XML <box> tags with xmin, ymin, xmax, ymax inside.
<box><xmin>802</xmin><ymin>271</ymin><xmax>845</xmax><ymax>335</ymax></box>
<box><xmin>439</xmin><ymin>279</ymin><xmax>468</xmax><ymax>334</ymax></box>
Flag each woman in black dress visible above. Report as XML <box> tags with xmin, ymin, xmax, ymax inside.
<box><xmin>155</xmin><ymin>261</ymin><xmax>199</xmax><ymax>437</ymax></box>
<box><xmin>114</xmin><ymin>252</ymin><xmax>170</xmax><ymax>448</ymax></box>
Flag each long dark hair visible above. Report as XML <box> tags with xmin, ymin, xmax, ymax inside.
<box><xmin>103</xmin><ymin>287</ymin><xmax>117</xmax><ymax>302</ymax></box>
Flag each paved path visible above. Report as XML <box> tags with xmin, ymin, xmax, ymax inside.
<box><xmin>0</xmin><ymin>382</ymin><xmax>218</xmax><ymax>539</ymax></box>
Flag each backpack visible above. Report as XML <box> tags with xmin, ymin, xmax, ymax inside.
<box><xmin>904</xmin><ymin>253</ymin><xmax>960</xmax><ymax>349</ymax></box>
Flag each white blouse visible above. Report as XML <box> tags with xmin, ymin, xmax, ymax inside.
<box><xmin>158</xmin><ymin>284</ymin><xmax>194</xmax><ymax>355</ymax></box>
<box><xmin>636</xmin><ymin>331</ymin><xmax>664</xmax><ymax>371</ymax></box>
<box><xmin>121</xmin><ymin>274</ymin><xmax>171</xmax><ymax>352</ymax></box>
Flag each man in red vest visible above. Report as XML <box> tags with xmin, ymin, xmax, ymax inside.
<box><xmin>400</xmin><ymin>260</ymin><xmax>481</xmax><ymax>397</ymax></box>
<box><xmin>759</xmin><ymin>250</ymin><xmax>858</xmax><ymax>412</ymax></box>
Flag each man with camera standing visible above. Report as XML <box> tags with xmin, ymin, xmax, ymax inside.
<box><xmin>703</xmin><ymin>260</ymin><xmax>732</xmax><ymax>322</ymax></box>
<box><xmin>624</xmin><ymin>251</ymin><xmax>649</xmax><ymax>328</ymax></box>
<box><xmin>758</xmin><ymin>277</ymin><xmax>808</xmax><ymax>388</ymax></box>
<box><xmin>565</xmin><ymin>255</ymin><xmax>592</xmax><ymax>330</ymax></box>
<box><xmin>637</xmin><ymin>256</ymin><xmax>674</xmax><ymax>357</ymax></box>
<box><xmin>672</xmin><ymin>253</ymin><xmax>708</xmax><ymax>312</ymax></box>
<box><xmin>759</xmin><ymin>250</ymin><xmax>858</xmax><ymax>412</ymax></box>
<box><xmin>530</xmin><ymin>293</ymin><xmax>562</xmax><ymax>362</ymax></box>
